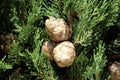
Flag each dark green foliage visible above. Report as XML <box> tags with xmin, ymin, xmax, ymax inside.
<box><xmin>72</xmin><ymin>0</ymin><xmax>120</xmax><ymax>46</ymax></box>
<box><xmin>7</xmin><ymin>41</ymin><xmax>22</xmax><ymax>66</ymax></box>
<box><xmin>68</xmin><ymin>48</ymin><xmax>89</xmax><ymax>80</ymax></box>
<box><xmin>0</xmin><ymin>0</ymin><xmax>120</xmax><ymax>80</ymax></box>
<box><xmin>82</xmin><ymin>41</ymin><xmax>107</xmax><ymax>80</ymax></box>
<box><xmin>17</xmin><ymin>29</ymin><xmax>58</xmax><ymax>80</ymax></box>
<box><xmin>0</xmin><ymin>0</ymin><xmax>15</xmax><ymax>34</ymax></box>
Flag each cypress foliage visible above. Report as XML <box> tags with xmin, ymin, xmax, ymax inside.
<box><xmin>0</xmin><ymin>0</ymin><xmax>120</xmax><ymax>80</ymax></box>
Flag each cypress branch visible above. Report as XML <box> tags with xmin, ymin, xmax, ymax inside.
<box><xmin>0</xmin><ymin>56</ymin><xmax>12</xmax><ymax>71</ymax></box>
<box><xmin>82</xmin><ymin>41</ymin><xmax>107</xmax><ymax>80</ymax></box>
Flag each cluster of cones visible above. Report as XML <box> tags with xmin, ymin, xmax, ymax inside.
<box><xmin>42</xmin><ymin>16</ymin><xmax>76</xmax><ymax>68</ymax></box>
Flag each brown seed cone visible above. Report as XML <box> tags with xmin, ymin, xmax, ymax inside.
<box><xmin>45</xmin><ymin>16</ymin><xmax>72</xmax><ymax>42</ymax></box>
<box><xmin>42</xmin><ymin>40</ymin><xmax>57</xmax><ymax>61</ymax></box>
<box><xmin>53</xmin><ymin>41</ymin><xmax>76</xmax><ymax>68</ymax></box>
<box><xmin>0</xmin><ymin>33</ymin><xmax>15</xmax><ymax>53</ymax></box>
<box><xmin>109</xmin><ymin>62</ymin><xmax>120</xmax><ymax>80</ymax></box>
